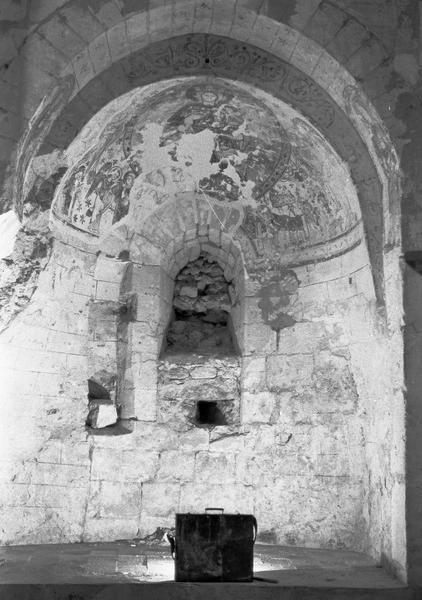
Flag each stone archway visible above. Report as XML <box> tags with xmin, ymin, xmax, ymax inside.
<box><xmin>12</xmin><ymin>9</ymin><xmax>401</xmax><ymax>308</ymax></box>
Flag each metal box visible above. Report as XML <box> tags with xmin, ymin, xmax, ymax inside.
<box><xmin>170</xmin><ymin>509</ymin><xmax>257</xmax><ymax>582</ymax></box>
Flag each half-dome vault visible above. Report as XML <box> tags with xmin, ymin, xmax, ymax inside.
<box><xmin>51</xmin><ymin>77</ymin><xmax>362</xmax><ymax>269</ymax></box>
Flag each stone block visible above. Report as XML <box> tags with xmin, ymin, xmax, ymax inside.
<box><xmin>177</xmin><ymin>428</ymin><xmax>209</xmax><ymax>451</ymax></box>
<box><xmin>276</xmin><ymin>322</ymin><xmax>327</xmax><ymax>355</ymax></box>
<box><xmin>346</xmin><ymin>36</ymin><xmax>386</xmax><ymax>79</ymax></box>
<box><xmin>180</xmin><ymin>482</ymin><xmax>254</xmax><ymax>514</ymax></box>
<box><xmin>312</xmin><ymin>50</ymin><xmax>340</xmax><ymax>92</ymax></box>
<box><xmin>303</xmin><ymin>2</ymin><xmax>346</xmax><ymax>47</ymax></box>
<box><xmin>94</xmin><ymin>255</ymin><xmax>128</xmax><ymax>283</ymax></box>
<box><xmin>190</xmin><ymin>365</ymin><xmax>217</xmax><ymax>379</ymax></box>
<box><xmin>290</xmin><ymin>35</ymin><xmax>323</xmax><ymax>76</ymax></box>
<box><xmin>89</xmin><ymin>404</ymin><xmax>118</xmax><ymax>429</ymax></box>
<box><xmin>250</xmin><ymin>15</ymin><xmax>280</xmax><ymax>48</ymax></box>
<box><xmin>172</xmin><ymin>2</ymin><xmax>195</xmax><ymax>34</ymax></box>
<box><xmin>0</xmin><ymin>81</ymin><xmax>19</xmax><ymax>115</ymax></box>
<box><xmin>71</xmin><ymin>46</ymin><xmax>95</xmax><ymax>90</ymax></box>
<box><xmin>158</xmin><ymin>362</ymin><xmax>190</xmax><ymax>383</ymax></box>
<box><xmin>89</xmin><ymin>480</ymin><xmax>142</xmax><ymax>519</ymax></box>
<box><xmin>194</xmin><ymin>451</ymin><xmax>236</xmax><ymax>484</ymax></box>
<box><xmin>123</xmin><ymin>449</ymin><xmax>160</xmax><ymax>482</ymax></box>
<box><xmin>129</xmin><ymin>423</ymin><xmax>178</xmax><ymax>453</ymax></box>
<box><xmin>148</xmin><ymin>7</ymin><xmax>173</xmax><ymax>43</ymax></box>
<box><xmin>270</xmin><ymin>24</ymin><xmax>300</xmax><ymax>60</ymax></box>
<box><xmin>99</xmin><ymin>232</ymin><xmax>129</xmax><ymax>259</ymax></box>
<box><xmin>326</xmin><ymin>19</ymin><xmax>369</xmax><ymax>63</ymax></box>
<box><xmin>90</xmin><ymin>0</ymin><xmax>123</xmax><ymax>28</ymax></box>
<box><xmin>133</xmin><ymin>358</ymin><xmax>157</xmax><ymax>388</ymax></box>
<box><xmin>0</xmin><ymin>32</ymin><xmax>17</xmax><ymax>69</ymax></box>
<box><xmin>192</xmin><ymin>0</ymin><xmax>213</xmax><ymax>33</ymax></box>
<box><xmin>38</xmin><ymin>14</ymin><xmax>86</xmax><ymax>59</ymax></box>
<box><xmin>127</xmin><ymin>11</ymin><xmax>148</xmax><ymax>50</ymax></box>
<box><xmin>244</xmin><ymin>321</ymin><xmax>275</xmax><ymax>354</ymax></box>
<box><xmin>298</xmin><ymin>282</ymin><xmax>329</xmax><ymax>307</ymax></box>
<box><xmin>241</xmin><ymin>391</ymin><xmax>276</xmax><ymax>424</ymax></box>
<box><xmin>91</xmin><ymin>447</ymin><xmax>159</xmax><ymax>482</ymax></box>
<box><xmin>59</xmin><ymin>5</ymin><xmax>105</xmax><ymax>43</ymax></box>
<box><xmin>266</xmin><ymin>353</ymin><xmax>314</xmax><ymax>391</ymax></box>
<box><xmin>131</xmin><ymin>325</ymin><xmax>159</xmax><ymax>360</ymax></box>
<box><xmin>107</xmin><ymin>20</ymin><xmax>131</xmax><ymax>63</ymax></box>
<box><xmin>95</xmin><ymin>280</ymin><xmax>121</xmax><ymax>301</ymax></box>
<box><xmin>132</xmin><ymin>264</ymin><xmax>161</xmax><ymax>295</ymax></box>
<box><xmin>21</xmin><ymin>31</ymin><xmax>67</xmax><ymax>77</ymax></box>
<box><xmin>135</xmin><ymin>292</ymin><xmax>160</xmax><ymax>322</ymax></box>
<box><xmin>29</xmin><ymin>462</ymin><xmax>90</xmax><ymax>487</ymax></box>
<box><xmin>326</xmin><ymin>275</ymin><xmax>355</xmax><ymax>302</ymax></box>
<box><xmin>236</xmin><ymin>452</ymin><xmax>278</xmax><ymax>486</ymax></box>
<box><xmin>0</xmin><ymin>0</ymin><xmax>27</xmax><ymax>20</ymax></box>
<box><xmin>47</xmin><ymin>330</ymin><xmax>85</xmax><ymax>354</ymax></box>
<box><xmin>231</xmin><ymin>8</ymin><xmax>257</xmax><ymax>41</ymax></box>
<box><xmin>209</xmin><ymin>428</ymin><xmax>246</xmax><ymax>452</ymax></box>
<box><xmin>16</xmin><ymin>348</ymin><xmax>62</xmax><ymax>374</ymax></box>
<box><xmin>0</xmin><ymin>110</ymin><xmax>20</xmax><ymax>140</ymax></box>
<box><xmin>157</xmin><ymin>399</ymin><xmax>192</xmax><ymax>429</ymax></box>
<box><xmin>134</xmin><ymin>388</ymin><xmax>158</xmax><ymax>422</ymax></box>
<box><xmin>180</xmin><ymin>377</ymin><xmax>239</xmax><ymax>401</ymax></box>
<box><xmin>34</xmin><ymin>372</ymin><xmax>62</xmax><ymax>397</ymax></box>
<box><xmin>142</xmin><ymin>482</ymin><xmax>180</xmax><ymax>517</ymax></box>
<box><xmin>87</xmin><ymin>340</ymin><xmax>116</xmax><ymax>373</ymax></box>
<box><xmin>352</xmin><ymin>266</ymin><xmax>376</xmax><ymax>301</ymax></box>
<box><xmin>157</xmin><ymin>451</ymin><xmax>195</xmax><ymax>482</ymax></box>
<box><xmin>88</xmin><ymin>33</ymin><xmax>113</xmax><ymax>74</ymax></box>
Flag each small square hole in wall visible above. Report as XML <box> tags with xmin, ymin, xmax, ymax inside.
<box><xmin>195</xmin><ymin>400</ymin><xmax>227</xmax><ymax>426</ymax></box>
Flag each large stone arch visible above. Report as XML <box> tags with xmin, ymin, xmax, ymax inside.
<box><xmin>10</xmin><ymin>5</ymin><xmax>400</xmax><ymax>311</ymax></box>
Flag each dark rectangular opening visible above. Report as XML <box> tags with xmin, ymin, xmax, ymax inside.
<box><xmin>196</xmin><ymin>400</ymin><xmax>227</xmax><ymax>426</ymax></box>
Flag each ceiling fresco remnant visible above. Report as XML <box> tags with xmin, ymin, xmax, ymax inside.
<box><xmin>51</xmin><ymin>78</ymin><xmax>362</xmax><ymax>275</ymax></box>
<box><xmin>14</xmin><ymin>32</ymin><xmax>391</xmax><ymax>305</ymax></box>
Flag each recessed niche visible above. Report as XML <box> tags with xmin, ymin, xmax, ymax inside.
<box><xmin>195</xmin><ymin>400</ymin><xmax>227</xmax><ymax>426</ymax></box>
<box><xmin>162</xmin><ymin>253</ymin><xmax>239</xmax><ymax>356</ymax></box>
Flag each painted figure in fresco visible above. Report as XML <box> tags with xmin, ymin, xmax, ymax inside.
<box><xmin>87</xmin><ymin>164</ymin><xmax>122</xmax><ymax>233</ymax></box>
<box><xmin>63</xmin><ymin>165</ymin><xmax>86</xmax><ymax>219</ymax></box>
<box><xmin>113</xmin><ymin>170</ymin><xmax>135</xmax><ymax>224</ymax></box>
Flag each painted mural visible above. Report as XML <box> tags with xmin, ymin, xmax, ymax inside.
<box><xmin>52</xmin><ymin>78</ymin><xmax>360</xmax><ymax>252</ymax></box>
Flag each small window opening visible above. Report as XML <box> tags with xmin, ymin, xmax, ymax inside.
<box><xmin>195</xmin><ymin>400</ymin><xmax>227</xmax><ymax>426</ymax></box>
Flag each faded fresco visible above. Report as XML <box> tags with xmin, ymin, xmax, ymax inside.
<box><xmin>52</xmin><ymin>79</ymin><xmax>360</xmax><ymax>252</ymax></box>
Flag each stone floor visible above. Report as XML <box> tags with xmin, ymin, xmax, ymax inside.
<box><xmin>0</xmin><ymin>541</ymin><xmax>419</xmax><ymax>599</ymax></box>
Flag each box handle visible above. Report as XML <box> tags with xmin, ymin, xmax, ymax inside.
<box><xmin>252</xmin><ymin>516</ymin><xmax>258</xmax><ymax>543</ymax></box>
<box><xmin>205</xmin><ymin>507</ymin><xmax>224</xmax><ymax>513</ymax></box>
<box><xmin>166</xmin><ymin>533</ymin><xmax>176</xmax><ymax>560</ymax></box>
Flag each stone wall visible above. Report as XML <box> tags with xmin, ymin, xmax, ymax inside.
<box><xmin>0</xmin><ymin>0</ymin><xmax>410</xmax><ymax>579</ymax></box>
<box><xmin>157</xmin><ymin>355</ymin><xmax>241</xmax><ymax>428</ymax></box>
<box><xmin>0</xmin><ymin>233</ymin><xmax>395</xmax><ymax>552</ymax></box>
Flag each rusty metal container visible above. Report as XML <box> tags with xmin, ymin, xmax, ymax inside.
<box><xmin>168</xmin><ymin>508</ymin><xmax>257</xmax><ymax>582</ymax></box>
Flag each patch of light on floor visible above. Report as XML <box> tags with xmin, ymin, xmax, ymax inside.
<box><xmin>128</xmin><ymin>553</ymin><xmax>294</xmax><ymax>582</ymax></box>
